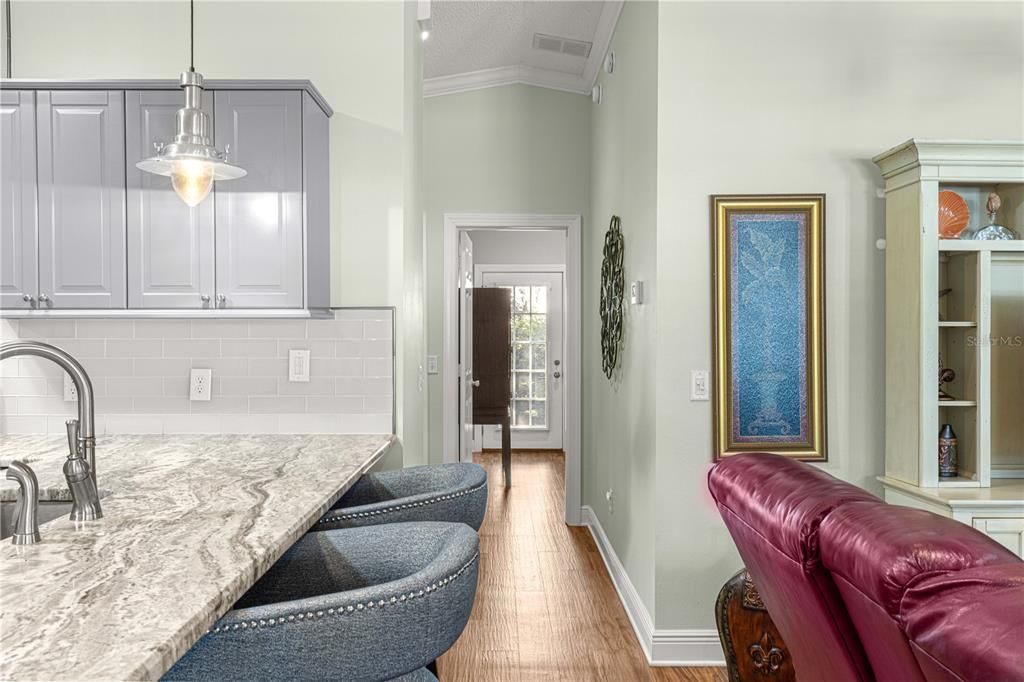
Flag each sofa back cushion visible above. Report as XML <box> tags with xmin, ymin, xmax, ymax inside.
<box><xmin>819</xmin><ymin>502</ymin><xmax>1019</xmax><ymax>682</ymax></box>
<box><xmin>901</xmin><ymin>562</ymin><xmax>1024</xmax><ymax>682</ymax></box>
<box><xmin>708</xmin><ymin>453</ymin><xmax>878</xmax><ymax>682</ymax></box>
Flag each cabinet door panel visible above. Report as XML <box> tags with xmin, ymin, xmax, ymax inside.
<box><xmin>972</xmin><ymin>517</ymin><xmax>1024</xmax><ymax>557</ymax></box>
<box><xmin>126</xmin><ymin>90</ymin><xmax>215</xmax><ymax>309</ymax></box>
<box><xmin>36</xmin><ymin>91</ymin><xmax>126</xmax><ymax>309</ymax></box>
<box><xmin>214</xmin><ymin>91</ymin><xmax>303</xmax><ymax>309</ymax></box>
<box><xmin>0</xmin><ymin>91</ymin><xmax>38</xmax><ymax>311</ymax></box>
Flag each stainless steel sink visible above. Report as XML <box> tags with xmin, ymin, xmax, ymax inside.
<box><xmin>0</xmin><ymin>500</ymin><xmax>73</xmax><ymax>540</ymax></box>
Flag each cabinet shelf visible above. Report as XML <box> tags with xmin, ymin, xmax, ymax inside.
<box><xmin>937</xmin><ymin>475</ymin><xmax>981</xmax><ymax>489</ymax></box>
<box><xmin>940</xmin><ymin>241</ymin><xmax>1024</xmax><ymax>253</ymax></box>
<box><xmin>939</xmin><ymin>400</ymin><xmax>978</xmax><ymax>407</ymax></box>
<box><xmin>938</xmin><ymin>321</ymin><xmax>976</xmax><ymax>327</ymax></box>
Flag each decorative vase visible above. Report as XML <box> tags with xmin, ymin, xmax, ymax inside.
<box><xmin>938</xmin><ymin>424</ymin><xmax>959</xmax><ymax>478</ymax></box>
<box><xmin>962</xmin><ymin>192</ymin><xmax>1017</xmax><ymax>241</ymax></box>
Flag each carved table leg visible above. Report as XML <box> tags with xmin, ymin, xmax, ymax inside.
<box><xmin>715</xmin><ymin>569</ymin><xmax>794</xmax><ymax>682</ymax></box>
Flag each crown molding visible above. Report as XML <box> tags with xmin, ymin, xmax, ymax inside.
<box><xmin>424</xmin><ymin>64</ymin><xmax>589</xmax><ymax>98</ymax></box>
<box><xmin>423</xmin><ymin>0</ymin><xmax>623</xmax><ymax>99</ymax></box>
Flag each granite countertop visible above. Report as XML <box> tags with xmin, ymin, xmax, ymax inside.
<box><xmin>0</xmin><ymin>433</ymin><xmax>396</xmax><ymax>681</ymax></box>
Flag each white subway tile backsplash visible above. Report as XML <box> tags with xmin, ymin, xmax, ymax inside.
<box><xmin>247</xmin><ymin>358</ymin><xmax>288</xmax><ymax>378</ymax></box>
<box><xmin>163</xmin><ymin>339</ymin><xmax>221</xmax><ymax>358</ymax></box>
<box><xmin>248</xmin><ymin>396</ymin><xmax>305</xmax><ymax>414</ymax></box>
<box><xmin>107</xmin><ymin>339</ymin><xmax>162</xmax><ymax>358</ymax></box>
<box><xmin>220</xmin><ymin>340</ymin><xmax>279</xmax><ymax>358</ymax></box>
<box><xmin>107</xmin><ymin>377</ymin><xmax>164</xmax><ymax>398</ymax></box>
<box><xmin>134</xmin><ymin>320</ymin><xmax>190</xmax><ymax>339</ymax></box>
<box><xmin>78</xmin><ymin>319</ymin><xmax>133</xmax><ymax>338</ymax></box>
<box><xmin>0</xmin><ymin>310</ymin><xmax>393</xmax><ymax>435</ymax></box>
<box><xmin>364</xmin><ymin>358</ymin><xmax>394</xmax><ymax>378</ymax></box>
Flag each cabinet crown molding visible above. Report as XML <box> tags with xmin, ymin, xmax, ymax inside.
<box><xmin>873</xmin><ymin>138</ymin><xmax>1024</xmax><ymax>181</ymax></box>
<box><xmin>1</xmin><ymin>79</ymin><xmax>333</xmax><ymax>117</ymax></box>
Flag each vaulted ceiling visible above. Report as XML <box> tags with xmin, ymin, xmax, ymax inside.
<box><xmin>423</xmin><ymin>1</ymin><xmax>622</xmax><ymax>97</ymax></box>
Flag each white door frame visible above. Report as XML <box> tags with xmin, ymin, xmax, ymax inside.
<box><xmin>442</xmin><ymin>213</ymin><xmax>583</xmax><ymax>526</ymax></box>
<box><xmin>475</xmin><ymin>265</ymin><xmax>566</xmax><ymax>451</ymax></box>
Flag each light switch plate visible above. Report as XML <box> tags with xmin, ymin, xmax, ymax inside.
<box><xmin>690</xmin><ymin>370</ymin><xmax>710</xmax><ymax>401</ymax></box>
<box><xmin>189</xmin><ymin>368</ymin><xmax>212</xmax><ymax>401</ymax></box>
<box><xmin>629</xmin><ymin>281</ymin><xmax>644</xmax><ymax>305</ymax></box>
<box><xmin>427</xmin><ymin>355</ymin><xmax>439</xmax><ymax>375</ymax></box>
<box><xmin>289</xmin><ymin>349</ymin><xmax>311</xmax><ymax>383</ymax></box>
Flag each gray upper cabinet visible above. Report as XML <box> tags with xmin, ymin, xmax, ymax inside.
<box><xmin>214</xmin><ymin>91</ymin><xmax>304</xmax><ymax>309</ymax></box>
<box><xmin>0</xmin><ymin>91</ymin><xmax>38</xmax><ymax>311</ymax></box>
<box><xmin>126</xmin><ymin>90</ymin><xmax>215</xmax><ymax>309</ymax></box>
<box><xmin>0</xmin><ymin>80</ymin><xmax>330</xmax><ymax>317</ymax></box>
<box><xmin>36</xmin><ymin>91</ymin><xmax>127</xmax><ymax>310</ymax></box>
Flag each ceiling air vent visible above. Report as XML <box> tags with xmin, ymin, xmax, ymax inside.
<box><xmin>532</xmin><ymin>33</ymin><xmax>593</xmax><ymax>59</ymax></box>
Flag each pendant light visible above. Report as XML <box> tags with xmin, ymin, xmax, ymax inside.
<box><xmin>136</xmin><ymin>0</ymin><xmax>245</xmax><ymax>206</ymax></box>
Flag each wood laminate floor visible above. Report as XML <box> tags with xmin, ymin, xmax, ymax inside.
<box><xmin>438</xmin><ymin>450</ymin><xmax>727</xmax><ymax>682</ymax></box>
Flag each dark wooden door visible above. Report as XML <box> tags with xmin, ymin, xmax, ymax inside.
<box><xmin>472</xmin><ymin>287</ymin><xmax>512</xmax><ymax>423</ymax></box>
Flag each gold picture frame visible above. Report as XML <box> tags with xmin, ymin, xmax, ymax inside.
<box><xmin>711</xmin><ymin>194</ymin><xmax>827</xmax><ymax>461</ymax></box>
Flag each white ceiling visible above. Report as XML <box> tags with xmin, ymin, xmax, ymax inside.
<box><xmin>423</xmin><ymin>1</ymin><xmax>623</xmax><ymax>97</ymax></box>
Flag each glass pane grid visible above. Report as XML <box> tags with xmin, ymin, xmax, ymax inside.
<box><xmin>502</xmin><ymin>284</ymin><xmax>549</xmax><ymax>428</ymax></box>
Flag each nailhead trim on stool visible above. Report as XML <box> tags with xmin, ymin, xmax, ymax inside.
<box><xmin>317</xmin><ymin>481</ymin><xmax>487</xmax><ymax>524</ymax></box>
<box><xmin>205</xmin><ymin>553</ymin><xmax>480</xmax><ymax>635</ymax></box>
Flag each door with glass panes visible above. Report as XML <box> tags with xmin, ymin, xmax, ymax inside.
<box><xmin>477</xmin><ymin>271</ymin><xmax>563</xmax><ymax>450</ymax></box>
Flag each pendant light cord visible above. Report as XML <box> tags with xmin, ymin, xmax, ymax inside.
<box><xmin>189</xmin><ymin>0</ymin><xmax>195</xmax><ymax>72</ymax></box>
<box><xmin>4</xmin><ymin>0</ymin><xmax>12</xmax><ymax>79</ymax></box>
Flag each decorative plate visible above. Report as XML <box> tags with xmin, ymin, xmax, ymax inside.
<box><xmin>938</xmin><ymin>190</ymin><xmax>970</xmax><ymax>239</ymax></box>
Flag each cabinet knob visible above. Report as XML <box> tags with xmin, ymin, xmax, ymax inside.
<box><xmin>22</xmin><ymin>294</ymin><xmax>34</xmax><ymax>305</ymax></box>
<box><xmin>216</xmin><ymin>294</ymin><xmax>227</xmax><ymax>307</ymax></box>
<box><xmin>38</xmin><ymin>294</ymin><xmax>50</xmax><ymax>304</ymax></box>
<box><xmin>200</xmin><ymin>295</ymin><xmax>211</xmax><ymax>303</ymax></box>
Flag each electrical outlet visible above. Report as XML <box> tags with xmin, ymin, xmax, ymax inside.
<box><xmin>63</xmin><ymin>373</ymin><xmax>77</xmax><ymax>402</ymax></box>
<box><xmin>690</xmin><ymin>370</ymin><xmax>710</xmax><ymax>401</ymax></box>
<box><xmin>189</xmin><ymin>368</ymin><xmax>213</xmax><ymax>401</ymax></box>
<box><xmin>606</xmin><ymin>488</ymin><xmax>614</xmax><ymax>514</ymax></box>
<box><xmin>289</xmin><ymin>349</ymin><xmax>311</xmax><ymax>382</ymax></box>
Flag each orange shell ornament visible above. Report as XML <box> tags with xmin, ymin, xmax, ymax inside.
<box><xmin>938</xmin><ymin>190</ymin><xmax>970</xmax><ymax>239</ymax></box>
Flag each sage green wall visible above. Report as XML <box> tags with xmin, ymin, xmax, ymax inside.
<box><xmin>585</xmin><ymin>0</ymin><xmax>659</xmax><ymax>619</ymax></box>
<box><xmin>653</xmin><ymin>1</ymin><xmax>1024</xmax><ymax>630</ymax></box>
<box><xmin>423</xmin><ymin>84</ymin><xmax>592</xmax><ymax>463</ymax></box>
<box><xmin>7</xmin><ymin>0</ymin><xmax>428</xmax><ymax>465</ymax></box>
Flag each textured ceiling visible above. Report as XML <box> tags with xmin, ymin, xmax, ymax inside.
<box><xmin>424</xmin><ymin>1</ymin><xmax>608</xmax><ymax>79</ymax></box>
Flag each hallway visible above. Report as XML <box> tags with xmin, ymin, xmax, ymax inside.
<box><xmin>439</xmin><ymin>451</ymin><xmax>726</xmax><ymax>681</ymax></box>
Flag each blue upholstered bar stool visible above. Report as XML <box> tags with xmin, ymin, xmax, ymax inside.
<box><xmin>163</xmin><ymin>522</ymin><xmax>479</xmax><ymax>682</ymax></box>
<box><xmin>315</xmin><ymin>463</ymin><xmax>488</xmax><ymax>532</ymax></box>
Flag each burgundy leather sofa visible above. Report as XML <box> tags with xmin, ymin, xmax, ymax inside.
<box><xmin>708</xmin><ymin>453</ymin><xmax>1023</xmax><ymax>682</ymax></box>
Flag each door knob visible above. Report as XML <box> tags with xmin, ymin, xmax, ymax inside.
<box><xmin>553</xmin><ymin>371</ymin><xmax>561</xmax><ymax>379</ymax></box>
<box><xmin>472</xmin><ymin>380</ymin><xmax>481</xmax><ymax>387</ymax></box>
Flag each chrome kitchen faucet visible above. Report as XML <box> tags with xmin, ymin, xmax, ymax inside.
<box><xmin>0</xmin><ymin>341</ymin><xmax>103</xmax><ymax>523</ymax></box>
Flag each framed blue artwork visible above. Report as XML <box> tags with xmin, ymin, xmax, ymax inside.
<box><xmin>711</xmin><ymin>195</ymin><xmax>827</xmax><ymax>461</ymax></box>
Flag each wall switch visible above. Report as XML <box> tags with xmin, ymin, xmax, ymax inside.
<box><xmin>629</xmin><ymin>281</ymin><xmax>644</xmax><ymax>305</ymax></box>
<box><xmin>426</xmin><ymin>355</ymin><xmax>439</xmax><ymax>375</ymax></box>
<box><xmin>63</xmin><ymin>373</ymin><xmax>78</xmax><ymax>402</ymax></box>
<box><xmin>289</xmin><ymin>349</ymin><xmax>311</xmax><ymax>382</ymax></box>
<box><xmin>690</xmin><ymin>370</ymin><xmax>710</xmax><ymax>401</ymax></box>
<box><xmin>189</xmin><ymin>368</ymin><xmax>213</xmax><ymax>401</ymax></box>
<box><xmin>606</xmin><ymin>488</ymin><xmax>614</xmax><ymax>514</ymax></box>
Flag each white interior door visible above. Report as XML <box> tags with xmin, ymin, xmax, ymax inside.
<box><xmin>477</xmin><ymin>271</ymin><xmax>564</xmax><ymax>451</ymax></box>
<box><xmin>457</xmin><ymin>232</ymin><xmax>475</xmax><ymax>463</ymax></box>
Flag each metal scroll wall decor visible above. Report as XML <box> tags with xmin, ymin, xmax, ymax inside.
<box><xmin>600</xmin><ymin>215</ymin><xmax>625</xmax><ymax>379</ymax></box>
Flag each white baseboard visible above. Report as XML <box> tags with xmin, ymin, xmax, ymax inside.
<box><xmin>581</xmin><ymin>505</ymin><xmax>726</xmax><ymax>667</ymax></box>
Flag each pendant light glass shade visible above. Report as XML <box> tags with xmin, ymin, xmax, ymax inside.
<box><xmin>136</xmin><ymin>71</ymin><xmax>245</xmax><ymax>205</ymax></box>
